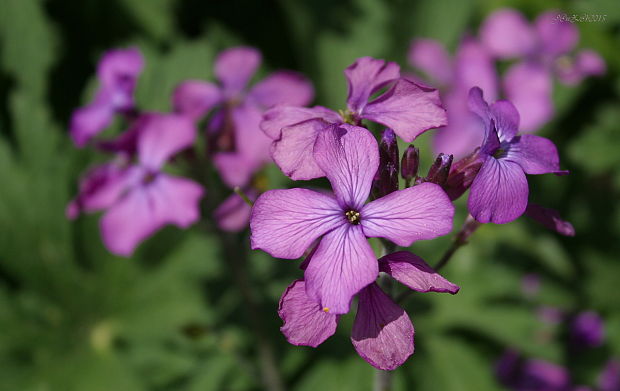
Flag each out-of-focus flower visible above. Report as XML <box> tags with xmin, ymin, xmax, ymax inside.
<box><xmin>480</xmin><ymin>9</ymin><xmax>605</xmax><ymax>131</ymax></box>
<box><xmin>279</xmin><ymin>251</ymin><xmax>458</xmax><ymax>370</ymax></box>
<box><xmin>70</xmin><ymin>48</ymin><xmax>144</xmax><ymax>147</ymax></box>
<box><xmin>521</xmin><ymin>273</ymin><xmax>541</xmax><ymax>298</ymax></box>
<box><xmin>570</xmin><ymin>311</ymin><xmax>605</xmax><ymax>349</ymax></box>
<box><xmin>68</xmin><ymin>113</ymin><xmax>204</xmax><ymax>256</ymax></box>
<box><xmin>251</xmin><ymin>125</ymin><xmax>454</xmax><ymax>314</ymax></box>
<box><xmin>524</xmin><ymin>204</ymin><xmax>575</xmax><ymax>236</ymax></box>
<box><xmin>496</xmin><ymin>350</ymin><xmax>571</xmax><ymax>391</ymax></box>
<box><xmin>408</xmin><ymin>37</ymin><xmax>498</xmax><ymax>158</ymax></box>
<box><xmin>261</xmin><ymin>56</ymin><xmax>446</xmax><ymax>180</ymax></box>
<box><xmin>173</xmin><ymin>46</ymin><xmax>314</xmax><ymax>188</ymax></box>
<box><xmin>213</xmin><ymin>189</ymin><xmax>257</xmax><ymax>233</ymax></box>
<box><xmin>599</xmin><ymin>359</ymin><xmax>620</xmax><ymax>391</ymax></box>
<box><xmin>466</xmin><ymin>87</ymin><xmax>564</xmax><ymax>224</ymax></box>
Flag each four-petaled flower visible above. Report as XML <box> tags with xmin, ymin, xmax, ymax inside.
<box><xmin>251</xmin><ymin>124</ymin><xmax>454</xmax><ymax>314</ymax></box>
<box><xmin>260</xmin><ymin>56</ymin><xmax>447</xmax><ymax>180</ymax></box>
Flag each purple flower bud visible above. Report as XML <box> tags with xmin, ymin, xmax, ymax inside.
<box><xmin>570</xmin><ymin>311</ymin><xmax>604</xmax><ymax>349</ymax></box>
<box><xmin>444</xmin><ymin>149</ymin><xmax>483</xmax><ymax>200</ymax></box>
<box><xmin>372</xmin><ymin>129</ymin><xmax>399</xmax><ymax>198</ymax></box>
<box><xmin>424</xmin><ymin>153</ymin><xmax>453</xmax><ymax>187</ymax></box>
<box><xmin>401</xmin><ymin>145</ymin><xmax>419</xmax><ymax>186</ymax></box>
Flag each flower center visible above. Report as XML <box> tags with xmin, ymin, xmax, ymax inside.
<box><xmin>345</xmin><ymin>210</ymin><xmax>361</xmax><ymax>224</ymax></box>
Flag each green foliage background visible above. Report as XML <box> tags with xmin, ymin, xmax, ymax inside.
<box><xmin>0</xmin><ymin>0</ymin><xmax>619</xmax><ymax>390</ymax></box>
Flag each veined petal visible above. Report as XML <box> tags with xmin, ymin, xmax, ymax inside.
<box><xmin>351</xmin><ymin>284</ymin><xmax>414</xmax><ymax>371</ymax></box>
<box><xmin>345</xmin><ymin>57</ymin><xmax>400</xmax><ymax>113</ymax></box>
<box><xmin>271</xmin><ymin>118</ymin><xmax>330</xmax><ymax>180</ymax></box>
<box><xmin>250</xmin><ymin>188</ymin><xmax>343</xmax><ymax>259</ymax></box>
<box><xmin>215</xmin><ymin>47</ymin><xmax>261</xmax><ymax>96</ymax></box>
<box><xmin>505</xmin><ymin>134</ymin><xmax>561</xmax><ymax>174</ymax></box>
<box><xmin>504</xmin><ymin>61</ymin><xmax>553</xmax><ymax>132</ymax></box>
<box><xmin>479</xmin><ymin>9</ymin><xmax>536</xmax><ymax>59</ymax></box>
<box><xmin>407</xmin><ymin>39</ymin><xmax>452</xmax><ymax>86</ymax></box>
<box><xmin>278</xmin><ymin>279</ymin><xmax>338</xmax><ymax>347</ymax></box>
<box><xmin>490</xmin><ymin>100</ymin><xmax>520</xmax><ymax>142</ymax></box>
<box><xmin>468</xmin><ymin>156</ymin><xmax>528</xmax><ymax>224</ymax></box>
<box><xmin>100</xmin><ymin>174</ymin><xmax>204</xmax><ymax>256</ymax></box>
<box><xmin>313</xmin><ymin>124</ymin><xmax>379</xmax><ymax>209</ymax></box>
<box><xmin>249</xmin><ymin>71</ymin><xmax>314</xmax><ymax>108</ymax></box>
<box><xmin>260</xmin><ymin>105</ymin><xmax>340</xmax><ymax>140</ymax></box>
<box><xmin>524</xmin><ymin>204</ymin><xmax>575</xmax><ymax>236</ymax></box>
<box><xmin>172</xmin><ymin>80</ymin><xmax>222</xmax><ymax>121</ymax></box>
<box><xmin>305</xmin><ymin>224</ymin><xmax>378</xmax><ymax>314</ymax></box>
<box><xmin>137</xmin><ymin>113</ymin><xmax>197</xmax><ymax>170</ymax></box>
<box><xmin>379</xmin><ymin>251</ymin><xmax>459</xmax><ymax>294</ymax></box>
<box><xmin>362</xmin><ymin>79</ymin><xmax>447</xmax><ymax>143</ymax></box>
<box><xmin>360</xmin><ymin>183</ymin><xmax>454</xmax><ymax>246</ymax></box>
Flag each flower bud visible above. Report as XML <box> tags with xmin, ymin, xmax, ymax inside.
<box><xmin>372</xmin><ymin>129</ymin><xmax>399</xmax><ymax>199</ymax></box>
<box><xmin>444</xmin><ymin>149</ymin><xmax>483</xmax><ymax>200</ymax></box>
<box><xmin>401</xmin><ymin>145</ymin><xmax>419</xmax><ymax>186</ymax></box>
<box><xmin>424</xmin><ymin>153</ymin><xmax>453</xmax><ymax>187</ymax></box>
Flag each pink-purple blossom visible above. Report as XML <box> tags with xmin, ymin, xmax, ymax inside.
<box><xmin>260</xmin><ymin>56</ymin><xmax>446</xmax><ymax>180</ymax></box>
<box><xmin>250</xmin><ymin>124</ymin><xmax>454</xmax><ymax>314</ymax></box>
<box><xmin>68</xmin><ymin>113</ymin><xmax>204</xmax><ymax>256</ymax></box>
<box><xmin>278</xmin><ymin>251</ymin><xmax>458</xmax><ymax>370</ymax></box>
<box><xmin>70</xmin><ymin>47</ymin><xmax>144</xmax><ymax>147</ymax></box>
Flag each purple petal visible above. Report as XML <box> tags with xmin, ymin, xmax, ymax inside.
<box><xmin>214</xmin><ymin>191</ymin><xmax>256</xmax><ymax>232</ymax></box>
<box><xmin>520</xmin><ymin>359</ymin><xmax>570</xmax><ymax>391</ymax></box>
<box><xmin>570</xmin><ymin>311</ymin><xmax>605</xmax><ymax>348</ymax></box>
<box><xmin>360</xmin><ymin>182</ymin><xmax>454</xmax><ymax>246</ymax></box>
<box><xmin>260</xmin><ymin>105</ymin><xmax>340</xmax><ymax>140</ymax></box>
<box><xmin>250</xmin><ymin>188</ymin><xmax>343</xmax><ymax>259</ymax></box>
<box><xmin>599</xmin><ymin>360</ymin><xmax>620</xmax><ymax>391</ymax></box>
<box><xmin>70</xmin><ymin>100</ymin><xmax>115</xmax><ymax>147</ymax></box>
<box><xmin>100</xmin><ymin>173</ymin><xmax>204</xmax><ymax>256</ymax></box>
<box><xmin>362</xmin><ymin>79</ymin><xmax>447</xmax><ymax>143</ymax></box>
<box><xmin>137</xmin><ymin>113</ymin><xmax>196</xmax><ymax>170</ymax></box>
<box><xmin>479</xmin><ymin>8</ymin><xmax>536</xmax><ymax>59</ymax></box>
<box><xmin>172</xmin><ymin>80</ymin><xmax>222</xmax><ymax>121</ymax></box>
<box><xmin>505</xmin><ymin>134</ymin><xmax>561</xmax><ymax>174</ymax></box>
<box><xmin>467</xmin><ymin>86</ymin><xmax>490</xmax><ymax>122</ymax></box>
<box><xmin>557</xmin><ymin>49</ymin><xmax>606</xmax><ymax>85</ymax></box>
<box><xmin>271</xmin><ymin>118</ymin><xmax>330</xmax><ymax>180</ymax></box>
<box><xmin>407</xmin><ymin>39</ymin><xmax>452</xmax><ymax>86</ymax></box>
<box><xmin>454</xmin><ymin>37</ymin><xmax>498</xmax><ymax>101</ymax></box>
<box><xmin>468</xmin><ymin>156</ymin><xmax>528</xmax><ymax>224</ymax></box>
<box><xmin>490</xmin><ymin>100</ymin><xmax>519</xmax><ymax>142</ymax></box>
<box><xmin>535</xmin><ymin>11</ymin><xmax>579</xmax><ymax>57</ymax></box>
<box><xmin>212</xmin><ymin>152</ymin><xmax>257</xmax><ymax>188</ymax></box>
<box><xmin>525</xmin><ymin>204</ymin><xmax>575</xmax><ymax>236</ymax></box>
<box><xmin>249</xmin><ymin>71</ymin><xmax>314</xmax><ymax>108</ymax></box>
<box><xmin>232</xmin><ymin>103</ymin><xmax>273</xmax><ymax>165</ymax></box>
<box><xmin>304</xmin><ymin>224</ymin><xmax>378</xmax><ymax>314</ymax></box>
<box><xmin>68</xmin><ymin>162</ymin><xmax>140</xmax><ymax>218</ymax></box>
<box><xmin>313</xmin><ymin>124</ymin><xmax>378</xmax><ymax>209</ymax></box>
<box><xmin>504</xmin><ymin>61</ymin><xmax>553</xmax><ymax>132</ymax></box>
<box><xmin>278</xmin><ymin>279</ymin><xmax>338</xmax><ymax>347</ymax></box>
<box><xmin>351</xmin><ymin>284</ymin><xmax>414</xmax><ymax>371</ymax></box>
<box><xmin>345</xmin><ymin>57</ymin><xmax>400</xmax><ymax>113</ymax></box>
<box><xmin>214</xmin><ymin>46</ymin><xmax>261</xmax><ymax>97</ymax></box>
<box><xmin>378</xmin><ymin>251</ymin><xmax>459</xmax><ymax>294</ymax></box>
<box><xmin>97</xmin><ymin>47</ymin><xmax>144</xmax><ymax>91</ymax></box>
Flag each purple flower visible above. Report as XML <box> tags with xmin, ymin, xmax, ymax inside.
<box><xmin>496</xmin><ymin>350</ymin><xmax>571</xmax><ymax>391</ymax></box>
<box><xmin>213</xmin><ymin>189</ymin><xmax>257</xmax><ymax>233</ymax></box>
<box><xmin>250</xmin><ymin>124</ymin><xmax>454</xmax><ymax>314</ymax></box>
<box><xmin>570</xmin><ymin>311</ymin><xmax>605</xmax><ymax>349</ymax></box>
<box><xmin>524</xmin><ymin>204</ymin><xmax>575</xmax><ymax>236</ymax></box>
<box><xmin>261</xmin><ymin>57</ymin><xmax>446</xmax><ymax>180</ymax></box>
<box><xmin>68</xmin><ymin>113</ymin><xmax>204</xmax><ymax>256</ymax></box>
<box><xmin>408</xmin><ymin>37</ymin><xmax>498</xmax><ymax>158</ymax></box>
<box><xmin>599</xmin><ymin>359</ymin><xmax>620</xmax><ymax>391</ymax></box>
<box><xmin>70</xmin><ymin>47</ymin><xmax>144</xmax><ymax>147</ymax></box>
<box><xmin>480</xmin><ymin>9</ymin><xmax>605</xmax><ymax>131</ymax></box>
<box><xmin>278</xmin><ymin>251</ymin><xmax>459</xmax><ymax>370</ymax></box>
<box><xmin>466</xmin><ymin>87</ymin><xmax>564</xmax><ymax>224</ymax></box>
<box><xmin>172</xmin><ymin>46</ymin><xmax>314</xmax><ymax>188</ymax></box>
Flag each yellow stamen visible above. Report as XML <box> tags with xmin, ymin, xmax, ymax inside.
<box><xmin>322</xmin><ymin>307</ymin><xmax>330</xmax><ymax>313</ymax></box>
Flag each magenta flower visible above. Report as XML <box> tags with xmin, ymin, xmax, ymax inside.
<box><xmin>250</xmin><ymin>124</ymin><xmax>454</xmax><ymax>314</ymax></box>
<box><xmin>279</xmin><ymin>251</ymin><xmax>459</xmax><ymax>370</ymax></box>
<box><xmin>172</xmin><ymin>46</ymin><xmax>314</xmax><ymax>188</ymax></box>
<box><xmin>68</xmin><ymin>113</ymin><xmax>204</xmax><ymax>256</ymax></box>
<box><xmin>570</xmin><ymin>311</ymin><xmax>605</xmax><ymax>349</ymax></box>
<box><xmin>408</xmin><ymin>37</ymin><xmax>498</xmax><ymax>158</ymax></box>
<box><xmin>261</xmin><ymin>56</ymin><xmax>446</xmax><ymax>180</ymax></box>
<box><xmin>496</xmin><ymin>350</ymin><xmax>571</xmax><ymax>391</ymax></box>
<box><xmin>466</xmin><ymin>87</ymin><xmax>564</xmax><ymax>224</ymax></box>
<box><xmin>480</xmin><ymin>9</ymin><xmax>605</xmax><ymax>131</ymax></box>
<box><xmin>599</xmin><ymin>359</ymin><xmax>620</xmax><ymax>391</ymax></box>
<box><xmin>70</xmin><ymin>47</ymin><xmax>144</xmax><ymax>147</ymax></box>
